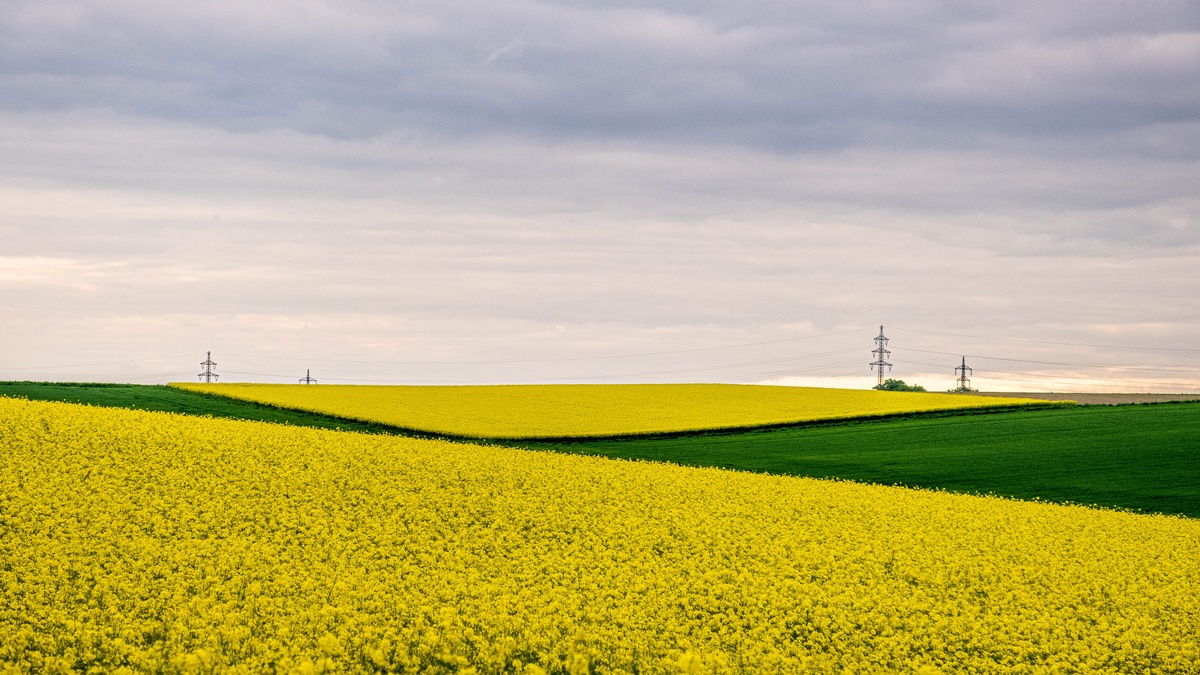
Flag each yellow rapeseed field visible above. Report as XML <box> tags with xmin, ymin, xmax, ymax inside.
<box><xmin>2</xmin><ymin>396</ymin><xmax>1197</xmax><ymax>674</ymax></box>
<box><xmin>169</xmin><ymin>383</ymin><xmax>1045</xmax><ymax>438</ymax></box>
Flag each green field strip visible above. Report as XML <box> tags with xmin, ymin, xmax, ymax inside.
<box><xmin>512</xmin><ymin>403</ymin><xmax>1200</xmax><ymax>518</ymax></box>
<box><xmin>0</xmin><ymin>381</ymin><xmax>1061</xmax><ymax>442</ymax></box>
<box><xmin>171</xmin><ymin>382</ymin><xmax>1051</xmax><ymax>439</ymax></box>
<box><xmin>447</xmin><ymin>402</ymin><xmax>1069</xmax><ymax>442</ymax></box>
<box><xmin>0</xmin><ymin>382</ymin><xmax>427</xmax><ymax>437</ymax></box>
<box><xmin>6</xmin><ymin>381</ymin><xmax>1197</xmax><ymax>518</ymax></box>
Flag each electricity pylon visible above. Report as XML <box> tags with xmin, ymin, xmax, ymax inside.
<box><xmin>955</xmin><ymin>356</ymin><xmax>973</xmax><ymax>390</ymax></box>
<box><xmin>869</xmin><ymin>325</ymin><xmax>892</xmax><ymax>386</ymax></box>
<box><xmin>198</xmin><ymin>351</ymin><xmax>218</xmax><ymax>382</ymax></box>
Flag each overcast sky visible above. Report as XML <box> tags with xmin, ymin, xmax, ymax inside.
<box><xmin>2</xmin><ymin>0</ymin><xmax>1198</xmax><ymax>391</ymax></box>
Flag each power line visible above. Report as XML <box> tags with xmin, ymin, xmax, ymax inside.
<box><xmin>128</xmin><ymin>372</ymin><xmax>197</xmax><ymax>382</ymax></box>
<box><xmin>902</xmin><ymin>347</ymin><xmax>1200</xmax><ymax>374</ymax></box>
<box><xmin>219</xmin><ymin>328</ymin><xmax>869</xmax><ymax>366</ymax></box>
<box><xmin>589</xmin><ymin>359</ymin><xmax>867</xmax><ymax>382</ymax></box>
<box><xmin>900</xmin><ymin>359</ymin><xmax>1198</xmax><ymax>389</ymax></box>
<box><xmin>891</xmin><ymin>326</ymin><xmax>1200</xmax><ymax>354</ymax></box>
<box><xmin>729</xmin><ymin>362</ymin><xmax>869</xmax><ymax>382</ymax></box>
<box><xmin>10</xmin><ymin>372</ymin><xmax>196</xmax><ymax>384</ymax></box>
<box><xmin>0</xmin><ymin>326</ymin><xmax>864</xmax><ymax>374</ymax></box>
<box><xmin>978</xmin><ymin>370</ymin><xmax>1199</xmax><ymax>391</ymax></box>
<box><xmin>883</xmin><ymin>357</ymin><xmax>1200</xmax><ymax>390</ymax></box>
<box><xmin>222</xmin><ymin>354</ymin><xmax>868</xmax><ymax>385</ymax></box>
<box><xmin>0</xmin><ymin>354</ymin><xmax>194</xmax><ymax>372</ymax></box>
<box><xmin>9</xmin><ymin>324</ymin><xmax>1195</xmax><ymax>389</ymax></box>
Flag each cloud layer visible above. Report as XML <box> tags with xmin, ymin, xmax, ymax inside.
<box><xmin>2</xmin><ymin>0</ymin><xmax>1198</xmax><ymax>390</ymax></box>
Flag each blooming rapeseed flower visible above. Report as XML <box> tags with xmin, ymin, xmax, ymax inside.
<box><xmin>170</xmin><ymin>382</ymin><xmax>1046</xmax><ymax>438</ymax></box>
<box><xmin>1</xmin><ymin>397</ymin><xmax>1195</xmax><ymax>673</ymax></box>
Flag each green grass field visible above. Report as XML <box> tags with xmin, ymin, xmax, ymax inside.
<box><xmin>0</xmin><ymin>382</ymin><xmax>422</xmax><ymax>436</ymax></box>
<box><xmin>4</xmin><ymin>381</ymin><xmax>1197</xmax><ymax>517</ymax></box>
<box><xmin>516</xmin><ymin>403</ymin><xmax>1200</xmax><ymax>518</ymax></box>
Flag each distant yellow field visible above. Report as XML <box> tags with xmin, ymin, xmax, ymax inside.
<box><xmin>3</xmin><ymin>397</ymin><xmax>1195</xmax><ymax>673</ymax></box>
<box><xmin>171</xmin><ymin>383</ymin><xmax>1045</xmax><ymax>438</ymax></box>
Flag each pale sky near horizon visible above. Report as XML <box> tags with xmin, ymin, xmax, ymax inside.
<box><xmin>2</xmin><ymin>1</ymin><xmax>1198</xmax><ymax>392</ymax></box>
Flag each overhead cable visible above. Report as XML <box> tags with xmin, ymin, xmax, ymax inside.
<box><xmin>891</xmin><ymin>326</ymin><xmax>1200</xmax><ymax>354</ymax></box>
<box><xmin>219</xmin><ymin>328</ymin><xmax>868</xmax><ymax>366</ymax></box>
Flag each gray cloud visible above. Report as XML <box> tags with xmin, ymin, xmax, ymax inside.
<box><xmin>1</xmin><ymin>0</ymin><xmax>1198</xmax><ymax>390</ymax></box>
<box><xmin>5</xmin><ymin>1</ymin><xmax>1197</xmax><ymax>147</ymax></box>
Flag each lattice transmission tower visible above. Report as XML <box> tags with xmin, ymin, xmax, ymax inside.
<box><xmin>197</xmin><ymin>351</ymin><xmax>219</xmax><ymax>382</ymax></box>
<box><xmin>299</xmin><ymin>369</ymin><xmax>317</xmax><ymax>384</ymax></box>
<box><xmin>869</xmin><ymin>325</ymin><xmax>892</xmax><ymax>386</ymax></box>
<box><xmin>955</xmin><ymin>356</ymin><xmax>973</xmax><ymax>390</ymax></box>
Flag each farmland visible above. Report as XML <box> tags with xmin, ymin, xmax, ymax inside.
<box><xmin>3</xmin><ymin>396</ymin><xmax>1198</xmax><ymax>673</ymax></box>
<box><xmin>169</xmin><ymin>382</ymin><xmax>1046</xmax><ymax>438</ymax></box>
<box><xmin>517</xmin><ymin>402</ymin><xmax>1200</xmax><ymax>518</ymax></box>
<box><xmin>4</xmin><ymin>381</ymin><xmax>1196</xmax><ymax>516</ymax></box>
<box><xmin>0</xmin><ymin>381</ymin><xmax>424</xmax><ymax>436</ymax></box>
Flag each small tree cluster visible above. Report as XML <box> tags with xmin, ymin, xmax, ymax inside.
<box><xmin>873</xmin><ymin>379</ymin><xmax>926</xmax><ymax>392</ymax></box>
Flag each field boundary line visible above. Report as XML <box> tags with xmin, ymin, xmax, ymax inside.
<box><xmin>170</xmin><ymin>385</ymin><xmax>1073</xmax><ymax>442</ymax></box>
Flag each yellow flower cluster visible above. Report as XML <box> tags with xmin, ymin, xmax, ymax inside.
<box><xmin>170</xmin><ymin>383</ymin><xmax>1043</xmax><ymax>438</ymax></box>
<box><xmin>2</xmin><ymin>397</ymin><xmax>1197</xmax><ymax>674</ymax></box>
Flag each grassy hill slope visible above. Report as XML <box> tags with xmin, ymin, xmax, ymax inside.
<box><xmin>515</xmin><ymin>402</ymin><xmax>1200</xmax><ymax>517</ymax></box>
<box><xmin>4</xmin><ymin>381</ymin><xmax>1196</xmax><ymax>517</ymax></box>
<box><xmin>0</xmin><ymin>382</ymin><xmax>411</xmax><ymax>436</ymax></box>
<box><xmin>170</xmin><ymin>382</ymin><xmax>1045</xmax><ymax>438</ymax></box>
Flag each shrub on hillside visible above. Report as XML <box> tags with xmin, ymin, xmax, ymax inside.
<box><xmin>873</xmin><ymin>379</ymin><xmax>926</xmax><ymax>392</ymax></box>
